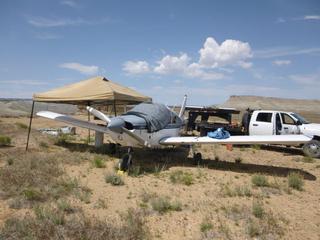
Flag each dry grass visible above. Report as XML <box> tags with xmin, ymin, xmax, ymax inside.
<box><xmin>169</xmin><ymin>170</ymin><xmax>194</xmax><ymax>185</ymax></box>
<box><xmin>0</xmin><ymin>152</ymin><xmax>90</xmax><ymax>208</ymax></box>
<box><xmin>0</xmin><ymin>204</ymin><xmax>150</xmax><ymax>240</ymax></box>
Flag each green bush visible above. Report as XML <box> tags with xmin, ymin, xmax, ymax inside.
<box><xmin>105</xmin><ymin>173</ymin><xmax>124</xmax><ymax>186</ymax></box>
<box><xmin>15</xmin><ymin>122</ymin><xmax>28</xmax><ymax>129</ymax></box>
<box><xmin>169</xmin><ymin>170</ymin><xmax>194</xmax><ymax>186</ymax></box>
<box><xmin>0</xmin><ymin>135</ymin><xmax>11</xmax><ymax>146</ymax></box>
<box><xmin>200</xmin><ymin>219</ymin><xmax>213</xmax><ymax>233</ymax></box>
<box><xmin>150</xmin><ymin>196</ymin><xmax>182</xmax><ymax>214</ymax></box>
<box><xmin>288</xmin><ymin>172</ymin><xmax>304</xmax><ymax>191</ymax></box>
<box><xmin>251</xmin><ymin>174</ymin><xmax>269</xmax><ymax>187</ymax></box>
<box><xmin>252</xmin><ymin>201</ymin><xmax>264</xmax><ymax>219</ymax></box>
<box><xmin>92</xmin><ymin>156</ymin><xmax>105</xmax><ymax>168</ymax></box>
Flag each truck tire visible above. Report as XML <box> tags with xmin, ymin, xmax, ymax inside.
<box><xmin>303</xmin><ymin>140</ymin><xmax>320</xmax><ymax>158</ymax></box>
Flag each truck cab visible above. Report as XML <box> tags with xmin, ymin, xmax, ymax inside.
<box><xmin>249</xmin><ymin>110</ymin><xmax>320</xmax><ymax>137</ymax></box>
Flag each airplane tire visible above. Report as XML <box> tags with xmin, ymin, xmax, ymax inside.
<box><xmin>194</xmin><ymin>152</ymin><xmax>203</xmax><ymax>165</ymax></box>
<box><xmin>303</xmin><ymin>140</ymin><xmax>320</xmax><ymax>158</ymax></box>
<box><xmin>119</xmin><ymin>153</ymin><xmax>132</xmax><ymax>171</ymax></box>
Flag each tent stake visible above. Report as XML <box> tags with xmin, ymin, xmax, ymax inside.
<box><xmin>26</xmin><ymin>101</ymin><xmax>35</xmax><ymax>151</ymax></box>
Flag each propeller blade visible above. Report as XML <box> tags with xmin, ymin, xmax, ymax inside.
<box><xmin>86</xmin><ymin>106</ymin><xmax>111</xmax><ymax>123</ymax></box>
<box><xmin>121</xmin><ymin>127</ymin><xmax>149</xmax><ymax>147</ymax></box>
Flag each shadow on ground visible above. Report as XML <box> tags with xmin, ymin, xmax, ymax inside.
<box><xmin>57</xmin><ymin>142</ymin><xmax>317</xmax><ymax>181</ymax></box>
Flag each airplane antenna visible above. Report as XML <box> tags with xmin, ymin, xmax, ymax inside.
<box><xmin>178</xmin><ymin>94</ymin><xmax>187</xmax><ymax>118</ymax></box>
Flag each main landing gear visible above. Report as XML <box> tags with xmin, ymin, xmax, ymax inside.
<box><xmin>119</xmin><ymin>147</ymin><xmax>133</xmax><ymax>171</ymax></box>
<box><xmin>190</xmin><ymin>145</ymin><xmax>203</xmax><ymax>165</ymax></box>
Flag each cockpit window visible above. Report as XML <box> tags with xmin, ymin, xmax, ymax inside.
<box><xmin>291</xmin><ymin>113</ymin><xmax>309</xmax><ymax>124</ymax></box>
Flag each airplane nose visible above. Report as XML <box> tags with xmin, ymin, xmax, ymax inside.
<box><xmin>107</xmin><ymin>117</ymin><xmax>125</xmax><ymax>133</ymax></box>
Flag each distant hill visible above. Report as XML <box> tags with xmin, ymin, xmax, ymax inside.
<box><xmin>0</xmin><ymin>99</ymin><xmax>77</xmax><ymax>117</ymax></box>
<box><xmin>221</xmin><ymin>95</ymin><xmax>320</xmax><ymax>123</ymax></box>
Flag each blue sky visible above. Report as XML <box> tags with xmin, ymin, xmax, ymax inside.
<box><xmin>0</xmin><ymin>0</ymin><xmax>319</xmax><ymax>105</ymax></box>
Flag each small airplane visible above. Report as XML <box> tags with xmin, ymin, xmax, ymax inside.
<box><xmin>37</xmin><ymin>95</ymin><xmax>312</xmax><ymax>171</ymax></box>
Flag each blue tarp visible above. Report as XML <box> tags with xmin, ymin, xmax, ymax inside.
<box><xmin>125</xmin><ymin>103</ymin><xmax>171</xmax><ymax>132</ymax></box>
<box><xmin>207</xmin><ymin>128</ymin><xmax>230</xmax><ymax>139</ymax></box>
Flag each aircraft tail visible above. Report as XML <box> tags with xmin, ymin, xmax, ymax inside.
<box><xmin>178</xmin><ymin>94</ymin><xmax>187</xmax><ymax>118</ymax></box>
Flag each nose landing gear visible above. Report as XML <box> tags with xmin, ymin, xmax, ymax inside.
<box><xmin>119</xmin><ymin>147</ymin><xmax>133</xmax><ymax>171</ymax></box>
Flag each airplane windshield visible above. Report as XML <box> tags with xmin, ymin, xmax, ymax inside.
<box><xmin>291</xmin><ymin>113</ymin><xmax>309</xmax><ymax>124</ymax></box>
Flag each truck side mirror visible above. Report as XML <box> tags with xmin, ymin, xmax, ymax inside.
<box><xmin>296</xmin><ymin>120</ymin><xmax>302</xmax><ymax>125</ymax></box>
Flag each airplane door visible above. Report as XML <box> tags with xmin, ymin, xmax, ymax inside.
<box><xmin>249</xmin><ymin>112</ymin><xmax>274</xmax><ymax>135</ymax></box>
<box><xmin>279</xmin><ymin>113</ymin><xmax>299</xmax><ymax>135</ymax></box>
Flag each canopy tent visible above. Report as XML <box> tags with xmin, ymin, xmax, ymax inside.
<box><xmin>26</xmin><ymin>76</ymin><xmax>151</xmax><ymax>150</ymax></box>
<box><xmin>33</xmin><ymin>76</ymin><xmax>151</xmax><ymax>104</ymax></box>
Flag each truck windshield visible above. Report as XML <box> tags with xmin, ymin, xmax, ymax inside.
<box><xmin>291</xmin><ymin>113</ymin><xmax>309</xmax><ymax>124</ymax></box>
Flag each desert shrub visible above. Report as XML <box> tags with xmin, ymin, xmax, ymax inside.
<box><xmin>57</xmin><ymin>199</ymin><xmax>75</xmax><ymax>214</ymax></box>
<box><xmin>169</xmin><ymin>170</ymin><xmax>194</xmax><ymax>185</ymax></box>
<box><xmin>246</xmin><ymin>211</ymin><xmax>285</xmax><ymax>238</ymax></box>
<box><xmin>288</xmin><ymin>172</ymin><xmax>304</xmax><ymax>191</ymax></box>
<box><xmin>15</xmin><ymin>122</ymin><xmax>28</xmax><ymax>129</ymax></box>
<box><xmin>252</xmin><ymin>200</ymin><xmax>264</xmax><ymax>219</ymax></box>
<box><xmin>252</xmin><ymin>174</ymin><xmax>269</xmax><ymax>187</ymax></box>
<box><xmin>150</xmin><ymin>196</ymin><xmax>182</xmax><ymax>214</ymax></box>
<box><xmin>39</xmin><ymin>141</ymin><xmax>49</xmax><ymax>148</ymax></box>
<box><xmin>0</xmin><ymin>205</ymin><xmax>150</xmax><ymax>240</ymax></box>
<box><xmin>128</xmin><ymin>165</ymin><xmax>143</xmax><ymax>177</ymax></box>
<box><xmin>92</xmin><ymin>156</ymin><xmax>105</xmax><ymax>168</ymax></box>
<box><xmin>200</xmin><ymin>219</ymin><xmax>213</xmax><ymax>233</ymax></box>
<box><xmin>54</xmin><ymin>134</ymin><xmax>75</xmax><ymax>145</ymax></box>
<box><xmin>105</xmin><ymin>172</ymin><xmax>124</xmax><ymax>186</ymax></box>
<box><xmin>0</xmin><ymin>135</ymin><xmax>11</xmax><ymax>146</ymax></box>
<box><xmin>221</xmin><ymin>184</ymin><xmax>252</xmax><ymax>197</ymax></box>
<box><xmin>252</xmin><ymin>144</ymin><xmax>261</xmax><ymax>150</ymax></box>
<box><xmin>0</xmin><ymin>153</ymin><xmax>84</xmax><ymax>207</ymax></box>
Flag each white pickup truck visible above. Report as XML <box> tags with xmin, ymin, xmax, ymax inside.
<box><xmin>247</xmin><ymin>110</ymin><xmax>320</xmax><ymax>157</ymax></box>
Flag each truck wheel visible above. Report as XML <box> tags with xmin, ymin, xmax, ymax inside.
<box><xmin>303</xmin><ymin>140</ymin><xmax>320</xmax><ymax>158</ymax></box>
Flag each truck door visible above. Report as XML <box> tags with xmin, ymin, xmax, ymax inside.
<box><xmin>279</xmin><ymin>113</ymin><xmax>299</xmax><ymax>135</ymax></box>
<box><xmin>249</xmin><ymin>112</ymin><xmax>274</xmax><ymax>135</ymax></box>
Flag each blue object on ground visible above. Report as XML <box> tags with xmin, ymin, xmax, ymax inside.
<box><xmin>207</xmin><ymin>128</ymin><xmax>230</xmax><ymax>139</ymax></box>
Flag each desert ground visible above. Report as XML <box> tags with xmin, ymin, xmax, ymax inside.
<box><xmin>0</xmin><ymin>115</ymin><xmax>320</xmax><ymax>240</ymax></box>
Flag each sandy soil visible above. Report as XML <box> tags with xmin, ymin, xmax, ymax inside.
<box><xmin>0</xmin><ymin>116</ymin><xmax>319</xmax><ymax>239</ymax></box>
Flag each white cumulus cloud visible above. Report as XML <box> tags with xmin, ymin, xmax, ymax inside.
<box><xmin>199</xmin><ymin>37</ymin><xmax>252</xmax><ymax>68</ymax></box>
<box><xmin>153</xmin><ymin>54</ymin><xmax>224</xmax><ymax>80</ymax></box>
<box><xmin>154</xmin><ymin>53</ymin><xmax>190</xmax><ymax>74</ymax></box>
<box><xmin>60</xmin><ymin>62</ymin><xmax>99</xmax><ymax>75</ymax></box>
<box><xmin>123</xmin><ymin>61</ymin><xmax>150</xmax><ymax>74</ymax></box>
<box><xmin>272</xmin><ymin>60</ymin><xmax>291</xmax><ymax>66</ymax></box>
<box><xmin>304</xmin><ymin>15</ymin><xmax>320</xmax><ymax>20</ymax></box>
<box><xmin>122</xmin><ymin>36</ymin><xmax>253</xmax><ymax>81</ymax></box>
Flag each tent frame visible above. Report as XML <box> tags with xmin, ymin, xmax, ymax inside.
<box><xmin>26</xmin><ymin>99</ymin><xmax>122</xmax><ymax>151</ymax></box>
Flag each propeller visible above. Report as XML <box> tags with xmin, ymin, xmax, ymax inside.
<box><xmin>86</xmin><ymin>106</ymin><xmax>149</xmax><ymax>146</ymax></box>
<box><xmin>86</xmin><ymin>106</ymin><xmax>111</xmax><ymax>123</ymax></box>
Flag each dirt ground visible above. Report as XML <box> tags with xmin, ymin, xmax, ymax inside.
<box><xmin>0</xmin><ymin>116</ymin><xmax>319</xmax><ymax>239</ymax></box>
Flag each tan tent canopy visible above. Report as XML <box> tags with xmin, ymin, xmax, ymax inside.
<box><xmin>33</xmin><ymin>76</ymin><xmax>151</xmax><ymax>104</ymax></box>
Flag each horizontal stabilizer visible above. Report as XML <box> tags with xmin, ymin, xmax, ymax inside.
<box><xmin>36</xmin><ymin>111</ymin><xmax>108</xmax><ymax>133</ymax></box>
<box><xmin>160</xmin><ymin>135</ymin><xmax>312</xmax><ymax>146</ymax></box>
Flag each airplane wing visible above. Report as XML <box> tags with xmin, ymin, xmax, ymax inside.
<box><xmin>36</xmin><ymin>111</ymin><xmax>108</xmax><ymax>133</ymax></box>
<box><xmin>37</xmin><ymin>111</ymin><xmax>147</xmax><ymax>146</ymax></box>
<box><xmin>160</xmin><ymin>135</ymin><xmax>312</xmax><ymax>146</ymax></box>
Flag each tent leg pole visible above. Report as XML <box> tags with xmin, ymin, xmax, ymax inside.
<box><xmin>26</xmin><ymin>101</ymin><xmax>35</xmax><ymax>151</ymax></box>
<box><xmin>88</xmin><ymin>101</ymin><xmax>90</xmax><ymax>143</ymax></box>
<box><xmin>114</xmin><ymin>100</ymin><xmax>117</xmax><ymax>116</ymax></box>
